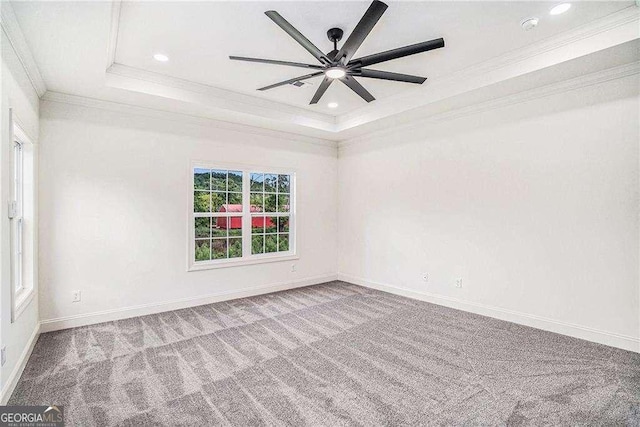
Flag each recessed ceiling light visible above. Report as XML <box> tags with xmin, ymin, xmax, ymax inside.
<box><xmin>521</xmin><ymin>17</ymin><xmax>539</xmax><ymax>31</ymax></box>
<box><xmin>325</xmin><ymin>67</ymin><xmax>346</xmax><ymax>79</ymax></box>
<box><xmin>328</xmin><ymin>102</ymin><xmax>339</xmax><ymax>109</ymax></box>
<box><xmin>550</xmin><ymin>3</ymin><xmax>571</xmax><ymax>15</ymax></box>
<box><xmin>153</xmin><ymin>53</ymin><xmax>169</xmax><ymax>62</ymax></box>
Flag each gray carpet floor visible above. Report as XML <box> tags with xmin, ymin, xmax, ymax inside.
<box><xmin>9</xmin><ymin>281</ymin><xmax>640</xmax><ymax>426</ymax></box>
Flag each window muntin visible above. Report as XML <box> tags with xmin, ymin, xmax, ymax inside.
<box><xmin>191</xmin><ymin>166</ymin><xmax>294</xmax><ymax>267</ymax></box>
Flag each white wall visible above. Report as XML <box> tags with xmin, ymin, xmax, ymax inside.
<box><xmin>38</xmin><ymin>100</ymin><xmax>338</xmax><ymax>327</ymax></box>
<box><xmin>0</xmin><ymin>30</ymin><xmax>39</xmax><ymax>399</ymax></box>
<box><xmin>338</xmin><ymin>74</ymin><xmax>640</xmax><ymax>352</ymax></box>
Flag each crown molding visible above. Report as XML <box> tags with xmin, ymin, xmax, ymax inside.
<box><xmin>44</xmin><ymin>57</ymin><xmax>639</xmax><ymax>150</ymax></box>
<box><xmin>41</xmin><ymin>91</ymin><xmax>337</xmax><ymax>149</ymax></box>
<box><xmin>0</xmin><ymin>1</ymin><xmax>46</xmax><ymax>97</ymax></box>
<box><xmin>336</xmin><ymin>5</ymin><xmax>640</xmax><ymax>133</ymax></box>
<box><xmin>339</xmin><ymin>60</ymin><xmax>640</xmax><ymax>148</ymax></box>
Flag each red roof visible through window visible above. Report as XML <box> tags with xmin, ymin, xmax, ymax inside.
<box><xmin>216</xmin><ymin>205</ymin><xmax>274</xmax><ymax>229</ymax></box>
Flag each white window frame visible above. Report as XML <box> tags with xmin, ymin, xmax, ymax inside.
<box><xmin>10</xmin><ymin>121</ymin><xmax>35</xmax><ymax>320</ymax></box>
<box><xmin>188</xmin><ymin>161</ymin><xmax>297</xmax><ymax>271</ymax></box>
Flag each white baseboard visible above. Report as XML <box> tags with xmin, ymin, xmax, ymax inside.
<box><xmin>339</xmin><ymin>273</ymin><xmax>640</xmax><ymax>353</ymax></box>
<box><xmin>0</xmin><ymin>322</ymin><xmax>40</xmax><ymax>405</ymax></box>
<box><xmin>40</xmin><ymin>274</ymin><xmax>338</xmax><ymax>333</ymax></box>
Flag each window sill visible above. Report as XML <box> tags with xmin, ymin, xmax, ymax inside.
<box><xmin>188</xmin><ymin>254</ymin><xmax>299</xmax><ymax>271</ymax></box>
<box><xmin>14</xmin><ymin>288</ymin><xmax>35</xmax><ymax>321</ymax></box>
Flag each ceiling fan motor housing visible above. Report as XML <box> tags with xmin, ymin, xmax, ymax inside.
<box><xmin>327</xmin><ymin>28</ymin><xmax>344</xmax><ymax>43</ymax></box>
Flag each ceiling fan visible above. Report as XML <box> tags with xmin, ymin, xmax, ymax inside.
<box><xmin>229</xmin><ymin>0</ymin><xmax>445</xmax><ymax>105</ymax></box>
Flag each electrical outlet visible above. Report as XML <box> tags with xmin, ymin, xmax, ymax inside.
<box><xmin>72</xmin><ymin>290</ymin><xmax>81</xmax><ymax>302</ymax></box>
<box><xmin>455</xmin><ymin>278</ymin><xmax>463</xmax><ymax>288</ymax></box>
<box><xmin>291</xmin><ymin>264</ymin><xmax>297</xmax><ymax>273</ymax></box>
<box><xmin>422</xmin><ymin>273</ymin><xmax>428</xmax><ymax>282</ymax></box>
<box><xmin>1</xmin><ymin>346</ymin><xmax>6</xmax><ymax>366</ymax></box>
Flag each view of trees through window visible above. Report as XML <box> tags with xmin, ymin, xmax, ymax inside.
<box><xmin>250</xmin><ymin>172</ymin><xmax>290</xmax><ymax>255</ymax></box>
<box><xmin>193</xmin><ymin>168</ymin><xmax>292</xmax><ymax>263</ymax></box>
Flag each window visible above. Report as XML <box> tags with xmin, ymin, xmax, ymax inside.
<box><xmin>10</xmin><ymin>122</ymin><xmax>35</xmax><ymax>320</ymax></box>
<box><xmin>190</xmin><ymin>165</ymin><xmax>295</xmax><ymax>269</ymax></box>
<box><xmin>12</xmin><ymin>140</ymin><xmax>23</xmax><ymax>293</ymax></box>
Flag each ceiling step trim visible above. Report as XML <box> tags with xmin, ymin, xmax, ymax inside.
<box><xmin>40</xmin><ymin>91</ymin><xmax>338</xmax><ymax>148</ymax></box>
<box><xmin>337</xmin><ymin>5</ymin><xmax>640</xmax><ymax>132</ymax></box>
<box><xmin>105</xmin><ymin>0</ymin><xmax>121</xmax><ymax>68</ymax></box>
<box><xmin>106</xmin><ymin>63</ymin><xmax>336</xmax><ymax>132</ymax></box>
<box><xmin>339</xmin><ymin>60</ymin><xmax>640</xmax><ymax>148</ymax></box>
<box><xmin>0</xmin><ymin>1</ymin><xmax>46</xmax><ymax>97</ymax></box>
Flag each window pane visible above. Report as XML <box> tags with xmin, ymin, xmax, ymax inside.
<box><xmin>195</xmin><ymin>240</ymin><xmax>211</xmax><ymax>261</ymax></box>
<box><xmin>264</xmin><ymin>174</ymin><xmax>278</xmax><ymax>192</ymax></box>
<box><xmin>252</xmin><ymin>235</ymin><xmax>264</xmax><ymax>254</ymax></box>
<box><xmin>264</xmin><ymin>194</ymin><xmax>276</xmax><ymax>213</ymax></box>
<box><xmin>278</xmin><ymin>216</ymin><xmax>290</xmax><ymax>232</ymax></box>
<box><xmin>194</xmin><ymin>168</ymin><xmax>210</xmax><ymax>190</ymax></box>
<box><xmin>265</xmin><ymin>234</ymin><xmax>278</xmax><ymax>253</ymax></box>
<box><xmin>228</xmin><ymin>216</ymin><xmax>242</xmax><ymax>236</ymax></box>
<box><xmin>212</xmin><ymin>192</ymin><xmax>226</xmax><ymax>213</ymax></box>
<box><xmin>229</xmin><ymin>238</ymin><xmax>242</xmax><ymax>258</ymax></box>
<box><xmin>195</xmin><ymin>217</ymin><xmax>210</xmax><ymax>238</ymax></box>
<box><xmin>194</xmin><ymin>191</ymin><xmax>210</xmax><ymax>213</ymax></box>
<box><xmin>277</xmin><ymin>194</ymin><xmax>290</xmax><ymax>213</ymax></box>
<box><xmin>212</xmin><ymin>239</ymin><xmax>227</xmax><ymax>259</ymax></box>
<box><xmin>250</xmin><ymin>173</ymin><xmax>264</xmax><ymax>191</ymax></box>
<box><xmin>278</xmin><ymin>234</ymin><xmax>289</xmax><ymax>252</ymax></box>
<box><xmin>252</xmin><ymin>216</ymin><xmax>265</xmax><ymax>234</ymax></box>
<box><xmin>278</xmin><ymin>174</ymin><xmax>290</xmax><ymax>193</ymax></box>
<box><xmin>250</xmin><ymin>193</ymin><xmax>263</xmax><ymax>212</ymax></box>
<box><xmin>228</xmin><ymin>192</ymin><xmax>242</xmax><ymax>208</ymax></box>
<box><xmin>212</xmin><ymin>217</ymin><xmax>227</xmax><ymax>237</ymax></box>
<box><xmin>265</xmin><ymin>216</ymin><xmax>278</xmax><ymax>233</ymax></box>
<box><xmin>211</xmin><ymin>170</ymin><xmax>227</xmax><ymax>191</ymax></box>
<box><xmin>228</xmin><ymin>171</ymin><xmax>242</xmax><ymax>192</ymax></box>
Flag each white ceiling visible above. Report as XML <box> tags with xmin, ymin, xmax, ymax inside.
<box><xmin>115</xmin><ymin>1</ymin><xmax>630</xmax><ymax>114</ymax></box>
<box><xmin>8</xmin><ymin>0</ymin><xmax>640</xmax><ymax>140</ymax></box>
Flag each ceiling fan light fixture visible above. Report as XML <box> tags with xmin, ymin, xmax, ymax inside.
<box><xmin>325</xmin><ymin>67</ymin><xmax>347</xmax><ymax>79</ymax></box>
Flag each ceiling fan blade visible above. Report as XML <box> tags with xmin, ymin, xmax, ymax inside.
<box><xmin>334</xmin><ymin>0</ymin><xmax>388</xmax><ymax>65</ymax></box>
<box><xmin>230</xmin><ymin>56</ymin><xmax>325</xmax><ymax>70</ymax></box>
<box><xmin>310</xmin><ymin>77</ymin><xmax>333</xmax><ymax>104</ymax></box>
<box><xmin>349</xmin><ymin>38</ymin><xmax>444</xmax><ymax>68</ymax></box>
<box><xmin>258</xmin><ymin>71</ymin><xmax>324</xmax><ymax>91</ymax></box>
<box><xmin>265</xmin><ymin>11</ymin><xmax>331</xmax><ymax>65</ymax></box>
<box><xmin>340</xmin><ymin>75</ymin><xmax>375</xmax><ymax>102</ymax></box>
<box><xmin>354</xmin><ymin>68</ymin><xmax>426</xmax><ymax>84</ymax></box>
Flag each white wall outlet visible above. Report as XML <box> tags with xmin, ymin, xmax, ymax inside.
<box><xmin>422</xmin><ymin>273</ymin><xmax>428</xmax><ymax>282</ymax></box>
<box><xmin>72</xmin><ymin>290</ymin><xmax>81</xmax><ymax>302</ymax></box>
<box><xmin>291</xmin><ymin>264</ymin><xmax>297</xmax><ymax>273</ymax></box>
<box><xmin>1</xmin><ymin>346</ymin><xmax>6</xmax><ymax>366</ymax></box>
<box><xmin>455</xmin><ymin>278</ymin><xmax>463</xmax><ymax>288</ymax></box>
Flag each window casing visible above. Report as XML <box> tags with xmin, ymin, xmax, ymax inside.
<box><xmin>189</xmin><ymin>164</ymin><xmax>296</xmax><ymax>270</ymax></box>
